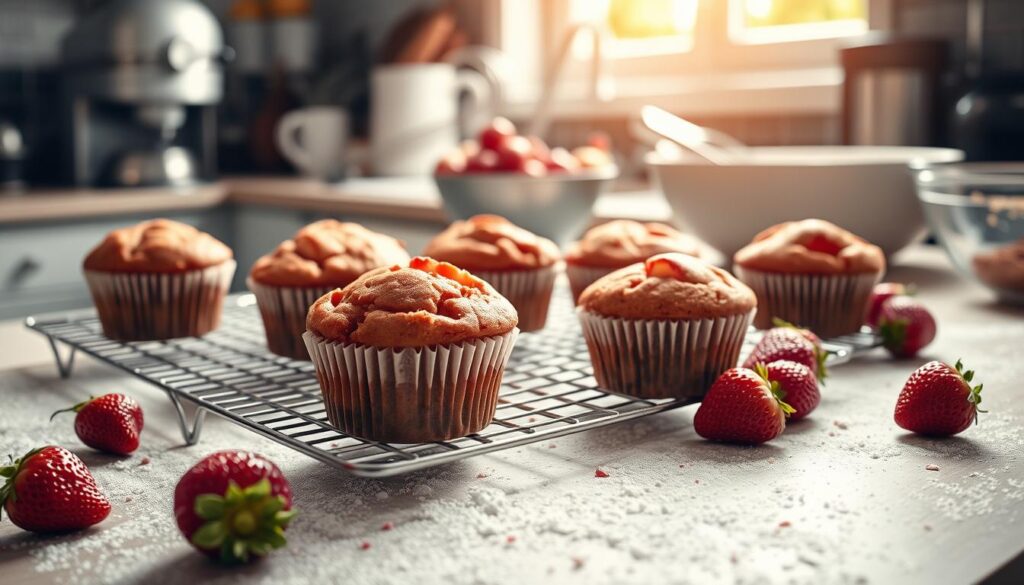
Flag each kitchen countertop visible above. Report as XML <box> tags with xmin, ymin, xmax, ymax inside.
<box><xmin>1</xmin><ymin>245</ymin><xmax>1023</xmax><ymax>585</ymax></box>
<box><xmin>0</xmin><ymin>176</ymin><xmax>668</xmax><ymax>225</ymax></box>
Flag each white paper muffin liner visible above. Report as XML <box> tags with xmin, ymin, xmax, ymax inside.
<box><xmin>566</xmin><ymin>264</ymin><xmax>617</xmax><ymax>303</ymax></box>
<box><xmin>247</xmin><ymin>278</ymin><xmax>331</xmax><ymax>360</ymax></box>
<box><xmin>303</xmin><ymin>328</ymin><xmax>519</xmax><ymax>443</ymax></box>
<box><xmin>733</xmin><ymin>266</ymin><xmax>881</xmax><ymax>338</ymax></box>
<box><xmin>472</xmin><ymin>266</ymin><xmax>558</xmax><ymax>332</ymax></box>
<box><xmin>84</xmin><ymin>260</ymin><xmax>236</xmax><ymax>341</ymax></box>
<box><xmin>578</xmin><ymin>309</ymin><xmax>753</xmax><ymax>400</ymax></box>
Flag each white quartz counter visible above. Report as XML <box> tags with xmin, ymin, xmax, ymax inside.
<box><xmin>1</xmin><ymin>246</ymin><xmax>1023</xmax><ymax>585</ymax></box>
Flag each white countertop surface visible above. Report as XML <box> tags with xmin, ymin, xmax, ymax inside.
<box><xmin>1</xmin><ymin>246</ymin><xmax>1023</xmax><ymax>585</ymax></box>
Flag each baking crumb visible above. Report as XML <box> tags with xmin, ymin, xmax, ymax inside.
<box><xmin>828</xmin><ymin>431</ymin><xmax>836</xmax><ymax>437</ymax></box>
<box><xmin>730</xmin><ymin>553</ymin><xmax>738</xmax><ymax>564</ymax></box>
<box><xmin>138</xmin><ymin>457</ymin><xmax>150</xmax><ymax>466</ymax></box>
<box><xmin>925</xmin><ymin>464</ymin><xmax>940</xmax><ymax>472</ymax></box>
<box><xmin>924</xmin><ymin>525</ymin><xmax>932</xmax><ymax>531</ymax></box>
<box><xmin>572</xmin><ymin>557</ymin><xmax>584</xmax><ymax>570</ymax></box>
<box><xmin>124</xmin><ymin>496</ymin><xmax>133</xmax><ymax>502</ymax></box>
<box><xmin>506</xmin><ymin>535</ymin><xmax>517</xmax><ymax>544</ymax></box>
<box><xmin>595</xmin><ymin>469</ymin><xmax>610</xmax><ymax>478</ymax></box>
<box><xmin>833</xmin><ymin>420</ymin><xmax>849</xmax><ymax>430</ymax></box>
<box><xmin>548</xmin><ymin>444</ymin><xmax>557</xmax><ymax>449</ymax></box>
<box><xmin>476</xmin><ymin>472</ymin><xmax>488</xmax><ymax>479</ymax></box>
<box><xmin>359</xmin><ymin>541</ymin><xmax>371</xmax><ymax>550</ymax></box>
<box><xmin>694</xmin><ymin>479</ymin><xmax>700</xmax><ymax>484</ymax></box>
<box><xmin>381</xmin><ymin>522</ymin><xmax>394</xmax><ymax>531</ymax></box>
<box><xmin>779</xmin><ymin>520</ymin><xmax>792</xmax><ymax>528</ymax></box>
<box><xmin>529</xmin><ymin>417</ymin><xmax>536</xmax><ymax>423</ymax></box>
<box><xmin>768</xmin><ymin>457</ymin><xmax>776</xmax><ymax>464</ymax></box>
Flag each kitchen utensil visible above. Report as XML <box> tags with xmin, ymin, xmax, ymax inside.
<box><xmin>267</xmin><ymin>0</ymin><xmax>316</xmax><ymax>73</ymax></box>
<box><xmin>914</xmin><ymin>162</ymin><xmax>1024</xmax><ymax>304</ymax></box>
<box><xmin>649</xmin><ymin>146</ymin><xmax>964</xmax><ymax>259</ymax></box>
<box><xmin>640</xmin><ymin>105</ymin><xmax>744</xmax><ymax>165</ymax></box>
<box><xmin>370</xmin><ymin>63</ymin><xmax>494</xmax><ymax>176</ymax></box>
<box><xmin>26</xmin><ymin>286</ymin><xmax>876</xmax><ymax>477</ymax></box>
<box><xmin>276</xmin><ymin>106</ymin><xmax>350</xmax><ymax>181</ymax></box>
<box><xmin>434</xmin><ymin>166</ymin><xmax>619</xmax><ymax>246</ymax></box>
<box><xmin>59</xmin><ymin>0</ymin><xmax>227</xmax><ymax>186</ymax></box>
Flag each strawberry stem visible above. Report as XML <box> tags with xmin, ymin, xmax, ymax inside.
<box><xmin>49</xmin><ymin>397</ymin><xmax>95</xmax><ymax>422</ymax></box>
<box><xmin>190</xmin><ymin>479</ymin><xmax>295</xmax><ymax>564</ymax></box>
<box><xmin>0</xmin><ymin>446</ymin><xmax>47</xmax><ymax>522</ymax></box>
<box><xmin>752</xmin><ymin>362</ymin><xmax>796</xmax><ymax>417</ymax></box>
<box><xmin>955</xmin><ymin>359</ymin><xmax>987</xmax><ymax>424</ymax></box>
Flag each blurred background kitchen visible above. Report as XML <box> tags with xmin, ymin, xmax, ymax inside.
<box><xmin>1</xmin><ymin>0</ymin><xmax>1023</xmax><ymax>319</ymax></box>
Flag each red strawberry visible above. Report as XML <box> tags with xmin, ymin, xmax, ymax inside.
<box><xmin>51</xmin><ymin>393</ymin><xmax>144</xmax><ymax>456</ymax></box>
<box><xmin>770</xmin><ymin>318</ymin><xmax>829</xmax><ymax>379</ymax></box>
<box><xmin>866</xmin><ymin>282</ymin><xmax>909</xmax><ymax>327</ymax></box>
<box><xmin>763</xmin><ymin>360</ymin><xmax>820</xmax><ymax>421</ymax></box>
<box><xmin>878</xmin><ymin>296</ymin><xmax>936</xmax><ymax>358</ymax></box>
<box><xmin>694</xmin><ymin>365</ymin><xmax>795</xmax><ymax>444</ymax></box>
<box><xmin>895</xmin><ymin>360</ymin><xmax>985</xmax><ymax>436</ymax></box>
<box><xmin>174</xmin><ymin>451</ymin><xmax>295</xmax><ymax>564</ymax></box>
<box><xmin>744</xmin><ymin>327</ymin><xmax>827</xmax><ymax>382</ymax></box>
<box><xmin>1</xmin><ymin>446</ymin><xmax>111</xmax><ymax>533</ymax></box>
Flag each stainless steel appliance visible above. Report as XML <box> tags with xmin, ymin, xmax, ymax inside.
<box><xmin>59</xmin><ymin>0</ymin><xmax>229</xmax><ymax>187</ymax></box>
<box><xmin>840</xmin><ymin>34</ymin><xmax>948</xmax><ymax>147</ymax></box>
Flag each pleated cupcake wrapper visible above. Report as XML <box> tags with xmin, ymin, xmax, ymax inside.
<box><xmin>84</xmin><ymin>260</ymin><xmax>236</xmax><ymax>341</ymax></box>
<box><xmin>578</xmin><ymin>309</ymin><xmax>753</xmax><ymax>400</ymax></box>
<box><xmin>472</xmin><ymin>266</ymin><xmax>558</xmax><ymax>332</ymax></box>
<box><xmin>303</xmin><ymin>328</ymin><xmax>519</xmax><ymax>443</ymax></box>
<box><xmin>733</xmin><ymin>266</ymin><xmax>881</xmax><ymax>338</ymax></box>
<box><xmin>566</xmin><ymin>264</ymin><xmax>617</xmax><ymax>303</ymax></box>
<box><xmin>247</xmin><ymin>278</ymin><xmax>331</xmax><ymax>360</ymax></box>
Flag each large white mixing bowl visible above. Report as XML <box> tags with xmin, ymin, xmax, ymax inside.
<box><xmin>649</xmin><ymin>146</ymin><xmax>964</xmax><ymax>258</ymax></box>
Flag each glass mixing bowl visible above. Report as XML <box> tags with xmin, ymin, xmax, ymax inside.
<box><xmin>914</xmin><ymin>163</ymin><xmax>1024</xmax><ymax>304</ymax></box>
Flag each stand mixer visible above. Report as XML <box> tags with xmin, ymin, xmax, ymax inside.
<box><xmin>59</xmin><ymin>0</ymin><xmax>229</xmax><ymax>187</ymax></box>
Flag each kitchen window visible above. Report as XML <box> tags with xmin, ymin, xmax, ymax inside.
<box><xmin>492</xmin><ymin>0</ymin><xmax>885</xmax><ymax>117</ymax></box>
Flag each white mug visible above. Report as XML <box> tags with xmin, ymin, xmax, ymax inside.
<box><xmin>276</xmin><ymin>107</ymin><xmax>349</xmax><ymax>181</ymax></box>
<box><xmin>370</xmin><ymin>63</ymin><xmax>494</xmax><ymax>176</ymax></box>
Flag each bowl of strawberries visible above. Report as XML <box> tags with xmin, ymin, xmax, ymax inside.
<box><xmin>434</xmin><ymin>117</ymin><xmax>619</xmax><ymax>245</ymax></box>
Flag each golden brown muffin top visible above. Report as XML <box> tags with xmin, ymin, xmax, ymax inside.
<box><xmin>579</xmin><ymin>253</ymin><xmax>756</xmax><ymax>320</ymax></box>
<box><xmin>250</xmin><ymin>220</ymin><xmax>409</xmax><ymax>287</ymax></box>
<box><xmin>306</xmin><ymin>256</ymin><xmax>518</xmax><ymax>347</ymax></box>
<box><xmin>423</xmin><ymin>215</ymin><xmax>561</xmax><ymax>271</ymax></box>
<box><xmin>565</xmin><ymin>220</ymin><xmax>702</xmax><ymax>268</ymax></box>
<box><xmin>83</xmin><ymin>218</ymin><xmax>233</xmax><ymax>273</ymax></box>
<box><xmin>733</xmin><ymin>219</ymin><xmax>885</xmax><ymax>275</ymax></box>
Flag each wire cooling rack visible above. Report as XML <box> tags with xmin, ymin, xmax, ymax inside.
<box><xmin>25</xmin><ymin>286</ymin><xmax>880</xmax><ymax>478</ymax></box>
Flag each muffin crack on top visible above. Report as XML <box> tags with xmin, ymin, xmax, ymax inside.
<box><xmin>306</xmin><ymin>257</ymin><xmax>518</xmax><ymax>348</ymax></box>
<box><xmin>734</xmin><ymin>218</ymin><xmax>885</xmax><ymax>275</ymax></box>
<box><xmin>83</xmin><ymin>218</ymin><xmax>233</xmax><ymax>273</ymax></box>
<box><xmin>423</xmin><ymin>214</ymin><xmax>560</xmax><ymax>271</ymax></box>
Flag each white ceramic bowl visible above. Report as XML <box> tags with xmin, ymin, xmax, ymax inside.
<box><xmin>649</xmin><ymin>146</ymin><xmax>964</xmax><ymax>258</ymax></box>
<box><xmin>434</xmin><ymin>166</ymin><xmax>619</xmax><ymax>246</ymax></box>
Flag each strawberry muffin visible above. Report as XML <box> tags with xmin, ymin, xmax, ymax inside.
<box><xmin>248</xmin><ymin>220</ymin><xmax>409</xmax><ymax>359</ymax></box>
<box><xmin>577</xmin><ymin>252</ymin><xmax>756</xmax><ymax>399</ymax></box>
<box><xmin>83</xmin><ymin>219</ymin><xmax>235</xmax><ymax>340</ymax></box>
<box><xmin>423</xmin><ymin>215</ymin><xmax>560</xmax><ymax>331</ymax></box>
<box><xmin>733</xmin><ymin>219</ymin><xmax>885</xmax><ymax>337</ymax></box>
<box><xmin>565</xmin><ymin>220</ymin><xmax>702</xmax><ymax>302</ymax></box>
<box><xmin>304</xmin><ymin>257</ymin><xmax>519</xmax><ymax>443</ymax></box>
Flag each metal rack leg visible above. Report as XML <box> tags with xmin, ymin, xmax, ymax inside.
<box><xmin>166</xmin><ymin>391</ymin><xmax>206</xmax><ymax>446</ymax></box>
<box><xmin>46</xmin><ymin>337</ymin><xmax>77</xmax><ymax>379</ymax></box>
